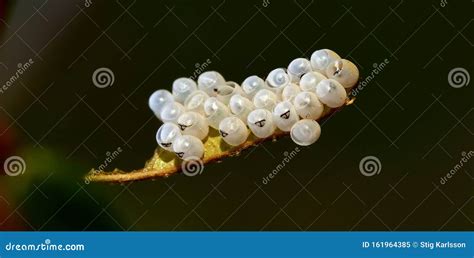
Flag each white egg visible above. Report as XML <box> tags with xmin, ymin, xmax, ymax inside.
<box><xmin>247</xmin><ymin>109</ymin><xmax>276</xmax><ymax>138</ymax></box>
<box><xmin>266</xmin><ymin>68</ymin><xmax>290</xmax><ymax>93</ymax></box>
<box><xmin>299</xmin><ymin>71</ymin><xmax>327</xmax><ymax>92</ymax></box>
<box><xmin>325</xmin><ymin>59</ymin><xmax>359</xmax><ymax>88</ymax></box>
<box><xmin>172</xmin><ymin>78</ymin><xmax>197</xmax><ymax>103</ymax></box>
<box><xmin>272</xmin><ymin>101</ymin><xmax>299</xmax><ymax>132</ymax></box>
<box><xmin>310</xmin><ymin>49</ymin><xmax>341</xmax><ymax>73</ymax></box>
<box><xmin>156</xmin><ymin>123</ymin><xmax>182</xmax><ymax>151</ymax></box>
<box><xmin>281</xmin><ymin>83</ymin><xmax>302</xmax><ymax>102</ymax></box>
<box><xmin>242</xmin><ymin>75</ymin><xmax>267</xmax><ymax>98</ymax></box>
<box><xmin>287</xmin><ymin>58</ymin><xmax>312</xmax><ymax>83</ymax></box>
<box><xmin>173</xmin><ymin>135</ymin><xmax>204</xmax><ymax>159</ymax></box>
<box><xmin>197</xmin><ymin>71</ymin><xmax>225</xmax><ymax>96</ymax></box>
<box><xmin>315</xmin><ymin>79</ymin><xmax>347</xmax><ymax>108</ymax></box>
<box><xmin>253</xmin><ymin>89</ymin><xmax>279</xmax><ymax>111</ymax></box>
<box><xmin>159</xmin><ymin>101</ymin><xmax>185</xmax><ymax>123</ymax></box>
<box><xmin>148</xmin><ymin>89</ymin><xmax>174</xmax><ymax>119</ymax></box>
<box><xmin>293</xmin><ymin>91</ymin><xmax>324</xmax><ymax>120</ymax></box>
<box><xmin>215</xmin><ymin>81</ymin><xmax>246</xmax><ymax>104</ymax></box>
<box><xmin>219</xmin><ymin>116</ymin><xmax>249</xmax><ymax>146</ymax></box>
<box><xmin>184</xmin><ymin>90</ymin><xmax>209</xmax><ymax>115</ymax></box>
<box><xmin>290</xmin><ymin>119</ymin><xmax>321</xmax><ymax>146</ymax></box>
<box><xmin>204</xmin><ymin>97</ymin><xmax>231</xmax><ymax>129</ymax></box>
<box><xmin>177</xmin><ymin>111</ymin><xmax>209</xmax><ymax>140</ymax></box>
<box><xmin>229</xmin><ymin>94</ymin><xmax>254</xmax><ymax>122</ymax></box>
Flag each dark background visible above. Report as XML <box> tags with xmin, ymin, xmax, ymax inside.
<box><xmin>0</xmin><ymin>0</ymin><xmax>472</xmax><ymax>230</ymax></box>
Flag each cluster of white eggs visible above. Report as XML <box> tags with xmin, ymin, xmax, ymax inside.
<box><xmin>149</xmin><ymin>49</ymin><xmax>359</xmax><ymax>160</ymax></box>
